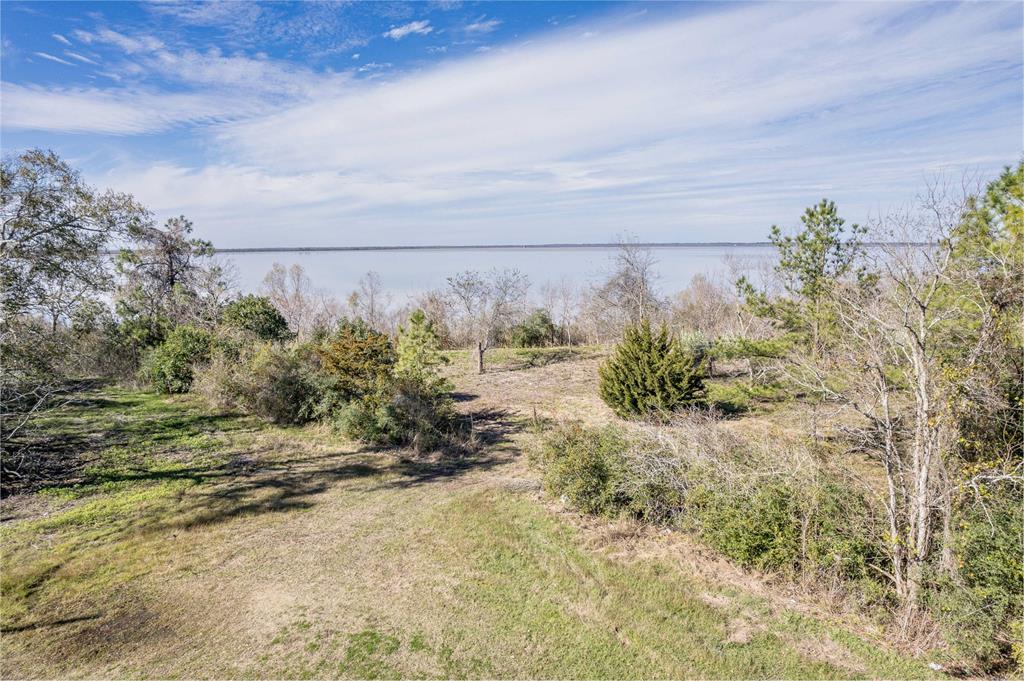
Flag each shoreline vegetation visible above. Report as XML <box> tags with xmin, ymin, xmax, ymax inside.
<box><xmin>101</xmin><ymin>241</ymin><xmax>933</xmax><ymax>255</ymax></box>
<box><xmin>3</xmin><ymin>149</ymin><xmax>1020</xmax><ymax>678</ymax></box>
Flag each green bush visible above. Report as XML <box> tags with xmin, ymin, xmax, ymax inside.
<box><xmin>194</xmin><ymin>340</ymin><xmax>321</xmax><ymax>425</ymax></box>
<box><xmin>536</xmin><ymin>424</ymin><xmax>629</xmax><ymax>515</ymax></box>
<box><xmin>338</xmin><ymin>311</ymin><xmax>459</xmax><ymax>452</ymax></box>
<box><xmin>535</xmin><ymin>423</ymin><xmax>885</xmax><ymax>581</ymax></box>
<box><xmin>316</xmin><ymin>319</ymin><xmax>395</xmax><ymax>405</ymax></box>
<box><xmin>686</xmin><ymin>480</ymin><xmax>802</xmax><ymax>572</ymax></box>
<box><xmin>805</xmin><ymin>481</ymin><xmax>884</xmax><ymax>581</ymax></box>
<box><xmin>599</xmin><ymin>321</ymin><xmax>706</xmax><ymax>419</ymax></box>
<box><xmin>927</xmin><ymin>487</ymin><xmax>1023</xmax><ymax>671</ymax></box>
<box><xmin>508</xmin><ymin>309</ymin><xmax>558</xmax><ymax>348</ymax></box>
<box><xmin>241</xmin><ymin>343</ymin><xmax>319</xmax><ymax>424</ymax></box>
<box><xmin>339</xmin><ymin>377</ymin><xmax>459</xmax><ymax>453</ymax></box>
<box><xmin>221</xmin><ymin>295</ymin><xmax>290</xmax><ymax>340</ymax></box>
<box><xmin>141</xmin><ymin>325</ymin><xmax>213</xmax><ymax>393</ymax></box>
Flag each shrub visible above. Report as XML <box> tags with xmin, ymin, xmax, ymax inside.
<box><xmin>195</xmin><ymin>341</ymin><xmax>320</xmax><ymax>425</ymax></box>
<box><xmin>242</xmin><ymin>343</ymin><xmax>319</xmax><ymax>424</ymax></box>
<box><xmin>221</xmin><ymin>295</ymin><xmax>290</xmax><ymax>340</ymax></box>
<box><xmin>316</xmin><ymin>319</ymin><xmax>395</xmax><ymax>404</ymax></box>
<box><xmin>599</xmin><ymin>321</ymin><xmax>706</xmax><ymax>419</ymax></box>
<box><xmin>339</xmin><ymin>377</ymin><xmax>459</xmax><ymax>453</ymax></box>
<box><xmin>535</xmin><ymin>421</ymin><xmax>886</xmax><ymax>582</ymax></box>
<box><xmin>141</xmin><ymin>325</ymin><xmax>213</xmax><ymax>393</ymax></box>
<box><xmin>805</xmin><ymin>481</ymin><xmax>885</xmax><ymax>581</ymax></box>
<box><xmin>536</xmin><ymin>424</ymin><xmax>629</xmax><ymax>515</ymax></box>
<box><xmin>508</xmin><ymin>309</ymin><xmax>558</xmax><ymax>348</ymax></box>
<box><xmin>686</xmin><ymin>479</ymin><xmax>802</xmax><ymax>572</ymax></box>
<box><xmin>927</xmin><ymin>487</ymin><xmax>1023</xmax><ymax>671</ymax></box>
<box><xmin>337</xmin><ymin>312</ymin><xmax>459</xmax><ymax>452</ymax></box>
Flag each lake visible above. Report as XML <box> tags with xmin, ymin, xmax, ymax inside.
<box><xmin>221</xmin><ymin>245</ymin><xmax>775</xmax><ymax>303</ymax></box>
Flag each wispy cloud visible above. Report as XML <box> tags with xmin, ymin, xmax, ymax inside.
<box><xmin>65</xmin><ymin>51</ymin><xmax>100</xmax><ymax>65</ymax></box>
<box><xmin>0</xmin><ymin>82</ymin><xmax>247</xmax><ymax>134</ymax></box>
<box><xmin>51</xmin><ymin>33</ymin><xmax>72</xmax><ymax>46</ymax></box>
<box><xmin>464</xmin><ymin>17</ymin><xmax>501</xmax><ymax>34</ymax></box>
<box><xmin>383</xmin><ymin>20</ymin><xmax>433</xmax><ymax>40</ymax></box>
<box><xmin>5</xmin><ymin>2</ymin><xmax>1020</xmax><ymax>246</ymax></box>
<box><xmin>33</xmin><ymin>51</ymin><xmax>77</xmax><ymax>66</ymax></box>
<box><xmin>74</xmin><ymin>28</ymin><xmax>164</xmax><ymax>54</ymax></box>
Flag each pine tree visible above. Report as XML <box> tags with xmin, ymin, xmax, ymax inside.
<box><xmin>396</xmin><ymin>309</ymin><xmax>449</xmax><ymax>390</ymax></box>
<box><xmin>598</xmin><ymin>320</ymin><xmax>706</xmax><ymax>419</ymax></box>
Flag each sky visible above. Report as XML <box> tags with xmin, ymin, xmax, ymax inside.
<box><xmin>1</xmin><ymin>0</ymin><xmax>1022</xmax><ymax>248</ymax></box>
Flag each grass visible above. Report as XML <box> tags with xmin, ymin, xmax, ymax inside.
<box><xmin>0</xmin><ymin>369</ymin><xmax>936</xmax><ymax>679</ymax></box>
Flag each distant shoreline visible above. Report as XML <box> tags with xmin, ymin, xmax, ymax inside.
<box><xmin>209</xmin><ymin>242</ymin><xmax>772</xmax><ymax>253</ymax></box>
<box><xmin>204</xmin><ymin>241</ymin><xmax>928</xmax><ymax>254</ymax></box>
<box><xmin>104</xmin><ymin>241</ymin><xmax>930</xmax><ymax>255</ymax></box>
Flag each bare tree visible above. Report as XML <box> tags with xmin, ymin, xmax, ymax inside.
<box><xmin>671</xmin><ymin>273</ymin><xmax>737</xmax><ymax>337</ymax></box>
<box><xmin>414</xmin><ymin>288</ymin><xmax>455</xmax><ymax>348</ymax></box>
<box><xmin>787</xmin><ymin>181</ymin><xmax>1016</xmax><ymax>613</ymax></box>
<box><xmin>261</xmin><ymin>263</ymin><xmax>341</xmax><ymax>338</ymax></box>
<box><xmin>347</xmin><ymin>270</ymin><xmax>391</xmax><ymax>331</ymax></box>
<box><xmin>590</xmin><ymin>237</ymin><xmax>663</xmax><ymax>336</ymax></box>
<box><xmin>446</xmin><ymin>268</ymin><xmax>529</xmax><ymax>373</ymax></box>
<box><xmin>541</xmin><ymin>278</ymin><xmax>579</xmax><ymax>347</ymax></box>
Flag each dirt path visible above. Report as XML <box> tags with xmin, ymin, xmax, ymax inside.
<box><xmin>0</xmin><ymin>362</ymin><xmax>933</xmax><ymax>679</ymax></box>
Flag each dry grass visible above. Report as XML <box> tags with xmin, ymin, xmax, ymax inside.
<box><xmin>0</xmin><ymin>353</ymin><xmax>936</xmax><ymax>679</ymax></box>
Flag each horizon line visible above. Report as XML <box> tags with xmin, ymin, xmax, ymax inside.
<box><xmin>202</xmin><ymin>241</ymin><xmax>930</xmax><ymax>254</ymax></box>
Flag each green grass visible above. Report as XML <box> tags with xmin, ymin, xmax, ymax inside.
<box><xmin>443</xmin><ymin>345</ymin><xmax>605</xmax><ymax>371</ymax></box>
<box><xmin>1</xmin><ymin>384</ymin><xmax>935</xmax><ymax>679</ymax></box>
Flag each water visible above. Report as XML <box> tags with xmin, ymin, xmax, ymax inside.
<box><xmin>221</xmin><ymin>245</ymin><xmax>775</xmax><ymax>303</ymax></box>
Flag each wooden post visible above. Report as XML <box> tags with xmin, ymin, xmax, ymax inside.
<box><xmin>475</xmin><ymin>341</ymin><xmax>484</xmax><ymax>374</ymax></box>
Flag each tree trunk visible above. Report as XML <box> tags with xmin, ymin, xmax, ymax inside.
<box><xmin>475</xmin><ymin>341</ymin><xmax>484</xmax><ymax>374</ymax></box>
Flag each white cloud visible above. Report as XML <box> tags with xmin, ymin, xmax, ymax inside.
<box><xmin>8</xmin><ymin>2</ymin><xmax>1020</xmax><ymax>246</ymax></box>
<box><xmin>65</xmin><ymin>51</ymin><xmax>100</xmax><ymax>65</ymax></box>
<box><xmin>33</xmin><ymin>51</ymin><xmax>77</xmax><ymax>66</ymax></box>
<box><xmin>73</xmin><ymin>28</ymin><xmax>164</xmax><ymax>54</ymax></box>
<box><xmin>0</xmin><ymin>82</ymin><xmax>256</xmax><ymax>134</ymax></box>
<box><xmin>383</xmin><ymin>20</ymin><xmax>433</xmax><ymax>40</ymax></box>
<box><xmin>464</xmin><ymin>17</ymin><xmax>501</xmax><ymax>34</ymax></box>
<box><xmin>52</xmin><ymin>33</ymin><xmax>72</xmax><ymax>46</ymax></box>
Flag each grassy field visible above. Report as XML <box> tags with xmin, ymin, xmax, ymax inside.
<box><xmin>0</xmin><ymin>353</ymin><xmax>937</xmax><ymax>679</ymax></box>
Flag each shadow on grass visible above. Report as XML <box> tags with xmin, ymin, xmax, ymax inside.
<box><xmin>1</xmin><ymin>613</ymin><xmax>101</xmax><ymax>634</ymax></box>
<box><xmin>494</xmin><ymin>348</ymin><xmax>581</xmax><ymax>372</ymax></box>
<box><xmin>2</xmin><ymin>386</ymin><xmax>258</xmax><ymax>498</ymax></box>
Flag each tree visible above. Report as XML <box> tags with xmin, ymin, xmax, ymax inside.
<box><xmin>347</xmin><ymin>271</ymin><xmax>391</xmax><ymax>332</ymax></box>
<box><xmin>592</xmin><ymin>237</ymin><xmax>663</xmax><ymax>329</ymax></box>
<box><xmin>115</xmin><ymin>215</ymin><xmax>228</xmax><ymax>346</ymax></box>
<box><xmin>222</xmin><ymin>295</ymin><xmax>290</xmax><ymax>341</ymax></box>
<box><xmin>261</xmin><ymin>262</ymin><xmax>341</xmax><ymax>339</ymax></box>
<box><xmin>787</xmin><ymin>176</ymin><xmax>1022</xmax><ymax>622</ymax></box>
<box><xmin>396</xmin><ymin>309</ymin><xmax>449</xmax><ymax>391</ymax></box>
<box><xmin>1</xmin><ymin>149</ymin><xmax>149</xmax><ymax>325</ymax></box>
<box><xmin>1</xmin><ymin>149</ymin><xmax>149</xmax><ymax>467</ymax></box>
<box><xmin>446</xmin><ymin>268</ymin><xmax>529</xmax><ymax>373</ymax></box>
<box><xmin>671</xmin><ymin>273</ymin><xmax>738</xmax><ymax>338</ymax></box>
<box><xmin>541</xmin><ymin>278</ymin><xmax>579</xmax><ymax>347</ymax></box>
<box><xmin>598</xmin><ymin>320</ymin><xmax>706</xmax><ymax>419</ymax></box>
<box><xmin>740</xmin><ymin>199</ymin><xmax>867</xmax><ymax>356</ymax></box>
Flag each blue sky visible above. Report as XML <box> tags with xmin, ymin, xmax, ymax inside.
<box><xmin>2</xmin><ymin>1</ymin><xmax>1021</xmax><ymax>248</ymax></box>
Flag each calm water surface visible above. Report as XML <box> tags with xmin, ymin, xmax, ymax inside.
<box><xmin>223</xmin><ymin>246</ymin><xmax>774</xmax><ymax>302</ymax></box>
